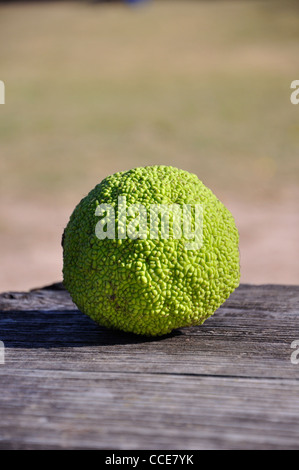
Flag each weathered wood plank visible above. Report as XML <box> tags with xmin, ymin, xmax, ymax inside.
<box><xmin>0</xmin><ymin>283</ymin><xmax>299</xmax><ymax>449</ymax></box>
<box><xmin>1</xmin><ymin>283</ymin><xmax>299</xmax><ymax>379</ymax></box>
<box><xmin>1</xmin><ymin>369</ymin><xmax>299</xmax><ymax>450</ymax></box>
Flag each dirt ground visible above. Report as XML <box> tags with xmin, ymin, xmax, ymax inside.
<box><xmin>1</xmin><ymin>186</ymin><xmax>298</xmax><ymax>293</ymax></box>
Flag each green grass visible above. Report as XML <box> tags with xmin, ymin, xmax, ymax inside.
<box><xmin>0</xmin><ymin>0</ymin><xmax>299</xmax><ymax>201</ymax></box>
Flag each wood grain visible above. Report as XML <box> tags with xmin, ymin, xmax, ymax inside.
<box><xmin>0</xmin><ymin>283</ymin><xmax>299</xmax><ymax>450</ymax></box>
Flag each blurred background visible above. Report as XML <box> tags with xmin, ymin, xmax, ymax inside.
<box><xmin>0</xmin><ymin>0</ymin><xmax>298</xmax><ymax>292</ymax></box>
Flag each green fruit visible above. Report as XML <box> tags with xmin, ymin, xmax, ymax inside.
<box><xmin>62</xmin><ymin>165</ymin><xmax>240</xmax><ymax>336</ymax></box>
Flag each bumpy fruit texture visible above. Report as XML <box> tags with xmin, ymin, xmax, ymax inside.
<box><xmin>62</xmin><ymin>165</ymin><xmax>240</xmax><ymax>336</ymax></box>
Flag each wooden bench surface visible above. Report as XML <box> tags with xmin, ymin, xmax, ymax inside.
<box><xmin>0</xmin><ymin>282</ymin><xmax>299</xmax><ymax>450</ymax></box>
